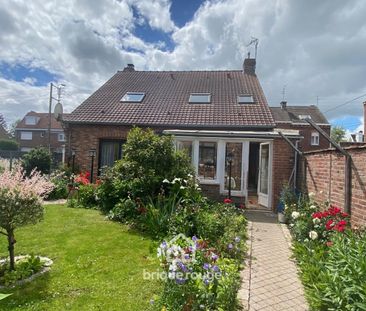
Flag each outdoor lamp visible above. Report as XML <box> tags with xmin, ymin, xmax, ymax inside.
<box><xmin>88</xmin><ymin>149</ymin><xmax>96</xmax><ymax>183</ymax></box>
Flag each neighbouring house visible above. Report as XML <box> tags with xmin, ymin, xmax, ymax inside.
<box><xmin>0</xmin><ymin>124</ymin><xmax>9</xmax><ymax>140</ymax></box>
<box><xmin>15</xmin><ymin>111</ymin><xmax>67</xmax><ymax>162</ymax></box>
<box><xmin>270</xmin><ymin>102</ymin><xmax>331</xmax><ymax>151</ymax></box>
<box><xmin>63</xmin><ymin>58</ymin><xmax>305</xmax><ymax>211</ymax></box>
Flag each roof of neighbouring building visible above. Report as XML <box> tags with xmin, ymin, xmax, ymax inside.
<box><xmin>270</xmin><ymin>104</ymin><xmax>330</xmax><ymax>125</ymax></box>
<box><xmin>16</xmin><ymin>111</ymin><xmax>66</xmax><ymax>130</ymax></box>
<box><xmin>64</xmin><ymin>65</ymin><xmax>276</xmax><ymax>129</ymax></box>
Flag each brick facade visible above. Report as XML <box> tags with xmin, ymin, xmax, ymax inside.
<box><xmin>300</xmin><ymin>146</ymin><xmax>366</xmax><ymax>227</ymax></box>
<box><xmin>67</xmin><ymin>124</ymin><xmax>295</xmax><ymax>212</ymax></box>
<box><xmin>16</xmin><ymin>130</ymin><xmax>64</xmax><ymax>152</ymax></box>
<box><xmin>276</xmin><ymin>123</ymin><xmax>330</xmax><ymax>152</ymax></box>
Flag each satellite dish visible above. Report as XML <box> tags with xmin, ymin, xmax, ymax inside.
<box><xmin>54</xmin><ymin>103</ymin><xmax>63</xmax><ymax>121</ymax></box>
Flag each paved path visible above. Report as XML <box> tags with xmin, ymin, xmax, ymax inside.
<box><xmin>238</xmin><ymin>211</ymin><xmax>308</xmax><ymax>311</ymax></box>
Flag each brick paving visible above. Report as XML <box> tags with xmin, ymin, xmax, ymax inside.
<box><xmin>238</xmin><ymin>210</ymin><xmax>308</xmax><ymax>311</ymax></box>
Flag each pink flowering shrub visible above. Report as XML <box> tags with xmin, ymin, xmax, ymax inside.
<box><xmin>0</xmin><ymin>165</ymin><xmax>53</xmax><ymax>270</ymax></box>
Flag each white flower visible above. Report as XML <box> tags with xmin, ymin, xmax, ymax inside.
<box><xmin>313</xmin><ymin>218</ymin><xmax>321</xmax><ymax>224</ymax></box>
<box><xmin>162</xmin><ymin>179</ymin><xmax>170</xmax><ymax>183</ymax></box>
<box><xmin>172</xmin><ymin>178</ymin><xmax>181</xmax><ymax>184</ymax></box>
<box><xmin>310</xmin><ymin>204</ymin><xmax>317</xmax><ymax>210</ymax></box>
<box><xmin>308</xmin><ymin>192</ymin><xmax>315</xmax><ymax>198</ymax></box>
<box><xmin>284</xmin><ymin>204</ymin><xmax>289</xmax><ymax>210</ymax></box>
<box><xmin>187</xmin><ymin>174</ymin><xmax>193</xmax><ymax>178</ymax></box>
<box><xmin>309</xmin><ymin>231</ymin><xmax>318</xmax><ymax>240</ymax></box>
<box><xmin>291</xmin><ymin>211</ymin><xmax>300</xmax><ymax>219</ymax></box>
<box><xmin>197</xmin><ymin>187</ymin><xmax>201</xmax><ymax>191</ymax></box>
<box><xmin>180</xmin><ymin>186</ymin><xmax>186</xmax><ymax>190</ymax></box>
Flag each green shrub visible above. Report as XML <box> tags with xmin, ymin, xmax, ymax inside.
<box><xmin>68</xmin><ymin>184</ymin><xmax>98</xmax><ymax>209</ymax></box>
<box><xmin>0</xmin><ymin>255</ymin><xmax>43</xmax><ymax>286</ymax></box>
<box><xmin>0</xmin><ymin>139</ymin><xmax>18</xmax><ymax>151</ymax></box>
<box><xmin>47</xmin><ymin>170</ymin><xmax>69</xmax><ymax>200</ymax></box>
<box><xmin>108</xmin><ymin>198</ymin><xmax>139</xmax><ymax>223</ymax></box>
<box><xmin>22</xmin><ymin>147</ymin><xmax>51</xmax><ymax>175</ymax></box>
<box><xmin>97</xmin><ymin>128</ymin><xmax>194</xmax><ymax>213</ymax></box>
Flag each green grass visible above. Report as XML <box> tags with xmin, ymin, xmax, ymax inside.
<box><xmin>0</xmin><ymin>204</ymin><xmax>161</xmax><ymax>310</ymax></box>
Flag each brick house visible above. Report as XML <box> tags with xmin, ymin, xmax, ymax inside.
<box><xmin>270</xmin><ymin>102</ymin><xmax>331</xmax><ymax>152</ymax></box>
<box><xmin>15</xmin><ymin>111</ymin><xmax>67</xmax><ymax>161</ymax></box>
<box><xmin>64</xmin><ymin>58</ymin><xmax>304</xmax><ymax>211</ymax></box>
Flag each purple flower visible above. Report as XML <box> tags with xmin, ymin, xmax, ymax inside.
<box><xmin>211</xmin><ymin>253</ymin><xmax>219</xmax><ymax>261</ymax></box>
<box><xmin>161</xmin><ymin>241</ymin><xmax>167</xmax><ymax>248</ymax></box>
<box><xmin>203</xmin><ymin>278</ymin><xmax>210</xmax><ymax>286</ymax></box>
<box><xmin>192</xmin><ymin>235</ymin><xmax>198</xmax><ymax>242</ymax></box>
<box><xmin>212</xmin><ymin>265</ymin><xmax>220</xmax><ymax>272</ymax></box>
<box><xmin>184</xmin><ymin>254</ymin><xmax>190</xmax><ymax>260</ymax></box>
<box><xmin>228</xmin><ymin>243</ymin><xmax>234</xmax><ymax>250</ymax></box>
<box><xmin>178</xmin><ymin>262</ymin><xmax>189</xmax><ymax>272</ymax></box>
<box><xmin>234</xmin><ymin>236</ymin><xmax>241</xmax><ymax>243</ymax></box>
<box><xmin>203</xmin><ymin>263</ymin><xmax>210</xmax><ymax>270</ymax></box>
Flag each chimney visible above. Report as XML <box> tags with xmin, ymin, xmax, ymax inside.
<box><xmin>243</xmin><ymin>53</ymin><xmax>256</xmax><ymax>75</ymax></box>
<box><xmin>123</xmin><ymin>63</ymin><xmax>135</xmax><ymax>72</ymax></box>
<box><xmin>280</xmin><ymin>101</ymin><xmax>287</xmax><ymax>110</ymax></box>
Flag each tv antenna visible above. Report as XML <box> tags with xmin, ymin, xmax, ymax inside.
<box><xmin>282</xmin><ymin>84</ymin><xmax>287</xmax><ymax>101</ymax></box>
<box><xmin>246</xmin><ymin>37</ymin><xmax>259</xmax><ymax>59</ymax></box>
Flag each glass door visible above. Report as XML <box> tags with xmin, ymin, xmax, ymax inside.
<box><xmin>224</xmin><ymin>142</ymin><xmax>243</xmax><ymax>194</ymax></box>
<box><xmin>258</xmin><ymin>142</ymin><xmax>270</xmax><ymax>207</ymax></box>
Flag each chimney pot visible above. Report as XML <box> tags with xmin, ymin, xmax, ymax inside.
<box><xmin>280</xmin><ymin>101</ymin><xmax>287</xmax><ymax>109</ymax></box>
<box><xmin>243</xmin><ymin>57</ymin><xmax>256</xmax><ymax>75</ymax></box>
<box><xmin>124</xmin><ymin>63</ymin><xmax>135</xmax><ymax>71</ymax></box>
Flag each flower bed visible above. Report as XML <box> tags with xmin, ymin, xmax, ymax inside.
<box><xmin>0</xmin><ymin>255</ymin><xmax>53</xmax><ymax>288</ymax></box>
<box><xmin>282</xmin><ymin>188</ymin><xmax>366</xmax><ymax>310</ymax></box>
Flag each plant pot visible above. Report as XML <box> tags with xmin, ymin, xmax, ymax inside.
<box><xmin>278</xmin><ymin>212</ymin><xmax>286</xmax><ymax>223</ymax></box>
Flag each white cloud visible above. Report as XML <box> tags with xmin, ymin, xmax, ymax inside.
<box><xmin>0</xmin><ymin>0</ymin><xmax>366</xmax><ymax>130</ymax></box>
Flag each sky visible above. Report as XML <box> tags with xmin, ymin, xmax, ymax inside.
<box><xmin>0</xmin><ymin>0</ymin><xmax>365</xmax><ymax>134</ymax></box>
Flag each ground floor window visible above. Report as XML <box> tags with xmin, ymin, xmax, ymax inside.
<box><xmin>198</xmin><ymin>142</ymin><xmax>217</xmax><ymax>180</ymax></box>
<box><xmin>99</xmin><ymin>139</ymin><xmax>124</xmax><ymax>171</ymax></box>
<box><xmin>176</xmin><ymin>141</ymin><xmax>193</xmax><ymax>160</ymax></box>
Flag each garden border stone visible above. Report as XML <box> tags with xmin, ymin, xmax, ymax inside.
<box><xmin>0</xmin><ymin>255</ymin><xmax>53</xmax><ymax>289</ymax></box>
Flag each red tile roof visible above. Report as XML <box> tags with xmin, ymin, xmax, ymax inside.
<box><xmin>16</xmin><ymin>111</ymin><xmax>65</xmax><ymax>130</ymax></box>
<box><xmin>64</xmin><ymin>70</ymin><xmax>275</xmax><ymax>129</ymax></box>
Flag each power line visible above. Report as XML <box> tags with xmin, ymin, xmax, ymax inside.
<box><xmin>324</xmin><ymin>93</ymin><xmax>366</xmax><ymax>113</ymax></box>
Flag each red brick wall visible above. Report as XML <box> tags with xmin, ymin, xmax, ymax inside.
<box><xmin>16</xmin><ymin>130</ymin><xmax>64</xmax><ymax>151</ymax></box>
<box><xmin>301</xmin><ymin>146</ymin><xmax>366</xmax><ymax>227</ymax></box>
<box><xmin>271</xmin><ymin>138</ymin><xmax>295</xmax><ymax>211</ymax></box>
<box><xmin>277</xmin><ymin>123</ymin><xmax>330</xmax><ymax>152</ymax></box>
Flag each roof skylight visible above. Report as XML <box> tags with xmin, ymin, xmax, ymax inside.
<box><xmin>237</xmin><ymin>95</ymin><xmax>254</xmax><ymax>104</ymax></box>
<box><xmin>189</xmin><ymin>93</ymin><xmax>211</xmax><ymax>104</ymax></box>
<box><xmin>120</xmin><ymin>92</ymin><xmax>145</xmax><ymax>103</ymax></box>
<box><xmin>298</xmin><ymin>115</ymin><xmax>311</xmax><ymax>120</ymax></box>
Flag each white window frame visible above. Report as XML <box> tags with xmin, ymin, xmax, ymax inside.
<box><xmin>20</xmin><ymin>131</ymin><xmax>33</xmax><ymax>140</ymax></box>
<box><xmin>311</xmin><ymin>132</ymin><xmax>319</xmax><ymax>146</ymax></box>
<box><xmin>189</xmin><ymin>93</ymin><xmax>211</xmax><ymax>104</ymax></box>
<box><xmin>120</xmin><ymin>92</ymin><xmax>145</xmax><ymax>103</ymax></box>
<box><xmin>58</xmin><ymin>133</ymin><xmax>66</xmax><ymax>142</ymax></box>
<box><xmin>237</xmin><ymin>94</ymin><xmax>254</xmax><ymax>104</ymax></box>
<box><xmin>25</xmin><ymin>116</ymin><xmax>38</xmax><ymax>125</ymax></box>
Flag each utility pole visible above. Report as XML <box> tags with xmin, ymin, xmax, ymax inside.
<box><xmin>48</xmin><ymin>83</ymin><xmax>65</xmax><ymax>171</ymax></box>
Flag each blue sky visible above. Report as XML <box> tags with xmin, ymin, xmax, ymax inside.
<box><xmin>0</xmin><ymin>0</ymin><xmax>365</xmax><ymax>134</ymax></box>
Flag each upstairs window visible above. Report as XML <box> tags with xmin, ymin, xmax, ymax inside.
<box><xmin>237</xmin><ymin>94</ymin><xmax>254</xmax><ymax>104</ymax></box>
<box><xmin>189</xmin><ymin>93</ymin><xmax>211</xmax><ymax>104</ymax></box>
<box><xmin>299</xmin><ymin>115</ymin><xmax>311</xmax><ymax>120</ymax></box>
<box><xmin>120</xmin><ymin>92</ymin><xmax>145</xmax><ymax>103</ymax></box>
<box><xmin>311</xmin><ymin>132</ymin><xmax>319</xmax><ymax>146</ymax></box>
<box><xmin>25</xmin><ymin>116</ymin><xmax>38</xmax><ymax>125</ymax></box>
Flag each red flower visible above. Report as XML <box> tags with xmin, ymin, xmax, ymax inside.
<box><xmin>312</xmin><ymin>212</ymin><xmax>323</xmax><ymax>219</ymax></box>
<box><xmin>325</xmin><ymin>219</ymin><xmax>334</xmax><ymax>230</ymax></box>
<box><xmin>224</xmin><ymin>198</ymin><xmax>233</xmax><ymax>204</ymax></box>
<box><xmin>239</xmin><ymin>204</ymin><xmax>246</xmax><ymax>209</ymax></box>
<box><xmin>329</xmin><ymin>206</ymin><xmax>341</xmax><ymax>216</ymax></box>
<box><xmin>341</xmin><ymin>212</ymin><xmax>349</xmax><ymax>217</ymax></box>
<box><xmin>334</xmin><ymin>220</ymin><xmax>347</xmax><ymax>232</ymax></box>
<box><xmin>326</xmin><ymin>241</ymin><xmax>333</xmax><ymax>247</ymax></box>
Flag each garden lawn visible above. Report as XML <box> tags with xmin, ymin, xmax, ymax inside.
<box><xmin>0</xmin><ymin>204</ymin><xmax>161</xmax><ymax>310</ymax></box>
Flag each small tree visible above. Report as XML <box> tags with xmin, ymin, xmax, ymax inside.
<box><xmin>0</xmin><ymin>139</ymin><xmax>19</xmax><ymax>151</ymax></box>
<box><xmin>0</xmin><ymin>166</ymin><xmax>53</xmax><ymax>270</ymax></box>
<box><xmin>331</xmin><ymin>126</ymin><xmax>346</xmax><ymax>143</ymax></box>
<box><xmin>22</xmin><ymin>147</ymin><xmax>51</xmax><ymax>175</ymax></box>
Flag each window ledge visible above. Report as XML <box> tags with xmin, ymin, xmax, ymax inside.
<box><xmin>198</xmin><ymin>179</ymin><xmax>220</xmax><ymax>185</ymax></box>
